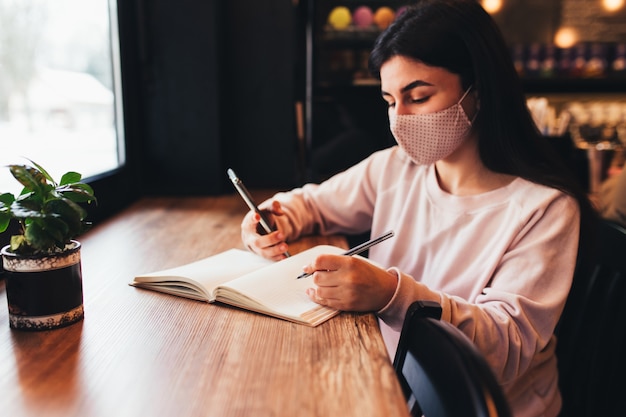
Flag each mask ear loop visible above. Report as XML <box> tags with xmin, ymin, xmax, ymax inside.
<box><xmin>459</xmin><ymin>85</ymin><xmax>478</xmax><ymax>123</ymax></box>
<box><xmin>459</xmin><ymin>85</ymin><xmax>473</xmax><ymax>104</ymax></box>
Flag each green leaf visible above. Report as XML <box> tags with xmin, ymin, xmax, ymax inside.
<box><xmin>57</xmin><ymin>184</ymin><xmax>97</xmax><ymax>204</ymax></box>
<box><xmin>24</xmin><ymin>221</ymin><xmax>58</xmax><ymax>252</ymax></box>
<box><xmin>15</xmin><ymin>191</ymin><xmax>41</xmax><ymax>207</ymax></box>
<box><xmin>60</xmin><ymin>171</ymin><xmax>82</xmax><ymax>186</ymax></box>
<box><xmin>27</xmin><ymin>159</ymin><xmax>56</xmax><ymax>185</ymax></box>
<box><xmin>44</xmin><ymin>198</ymin><xmax>84</xmax><ymax>236</ymax></box>
<box><xmin>9</xmin><ymin>165</ymin><xmax>52</xmax><ymax>195</ymax></box>
<box><xmin>34</xmin><ymin>216</ymin><xmax>70</xmax><ymax>243</ymax></box>
<box><xmin>9</xmin><ymin>235</ymin><xmax>26</xmax><ymax>252</ymax></box>
<box><xmin>2</xmin><ymin>161</ymin><xmax>97</xmax><ymax>254</ymax></box>
<box><xmin>0</xmin><ymin>192</ymin><xmax>15</xmax><ymax>206</ymax></box>
<box><xmin>68</xmin><ymin>182</ymin><xmax>95</xmax><ymax>195</ymax></box>
<box><xmin>10</xmin><ymin>199</ymin><xmax>45</xmax><ymax>219</ymax></box>
<box><xmin>0</xmin><ymin>212</ymin><xmax>10</xmax><ymax>233</ymax></box>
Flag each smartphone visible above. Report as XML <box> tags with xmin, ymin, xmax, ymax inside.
<box><xmin>227</xmin><ymin>168</ymin><xmax>277</xmax><ymax>235</ymax></box>
<box><xmin>227</xmin><ymin>168</ymin><xmax>290</xmax><ymax>257</ymax></box>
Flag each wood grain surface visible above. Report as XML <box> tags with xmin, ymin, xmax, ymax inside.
<box><xmin>0</xmin><ymin>193</ymin><xmax>409</xmax><ymax>417</ymax></box>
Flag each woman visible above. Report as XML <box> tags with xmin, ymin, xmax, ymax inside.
<box><xmin>240</xmin><ymin>1</ymin><xmax>595</xmax><ymax>416</ymax></box>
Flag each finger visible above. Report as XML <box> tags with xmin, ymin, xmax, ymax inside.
<box><xmin>308</xmin><ymin>254</ymin><xmax>349</xmax><ymax>285</ymax></box>
<box><xmin>306</xmin><ymin>288</ymin><xmax>331</xmax><ymax>306</ymax></box>
<box><xmin>270</xmin><ymin>200</ymin><xmax>285</xmax><ymax>216</ymax></box>
<box><xmin>243</xmin><ymin>212</ymin><xmax>277</xmax><ymax>243</ymax></box>
<box><xmin>242</xmin><ymin>217</ymin><xmax>288</xmax><ymax>259</ymax></box>
<box><xmin>255</xmin><ymin>211</ymin><xmax>276</xmax><ymax>235</ymax></box>
<box><xmin>260</xmin><ymin>244</ymin><xmax>289</xmax><ymax>261</ymax></box>
<box><xmin>241</xmin><ymin>210</ymin><xmax>257</xmax><ymax>231</ymax></box>
<box><xmin>252</xmin><ymin>232</ymin><xmax>289</xmax><ymax>260</ymax></box>
<box><xmin>309</xmin><ymin>254</ymin><xmax>340</xmax><ymax>272</ymax></box>
<box><xmin>256</xmin><ymin>221</ymin><xmax>269</xmax><ymax>235</ymax></box>
<box><xmin>314</xmin><ymin>284</ymin><xmax>342</xmax><ymax>300</ymax></box>
<box><xmin>311</xmin><ymin>270</ymin><xmax>340</xmax><ymax>289</ymax></box>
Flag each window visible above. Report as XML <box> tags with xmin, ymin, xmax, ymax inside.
<box><xmin>0</xmin><ymin>0</ymin><xmax>124</xmax><ymax>194</ymax></box>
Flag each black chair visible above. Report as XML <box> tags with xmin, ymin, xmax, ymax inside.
<box><xmin>555</xmin><ymin>219</ymin><xmax>626</xmax><ymax>417</ymax></box>
<box><xmin>393</xmin><ymin>300</ymin><xmax>512</xmax><ymax>417</ymax></box>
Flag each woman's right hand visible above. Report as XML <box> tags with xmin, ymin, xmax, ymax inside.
<box><xmin>241</xmin><ymin>200</ymin><xmax>290</xmax><ymax>261</ymax></box>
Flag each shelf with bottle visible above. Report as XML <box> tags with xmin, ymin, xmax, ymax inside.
<box><xmin>513</xmin><ymin>41</ymin><xmax>626</xmax><ymax>93</ymax></box>
<box><xmin>315</xmin><ymin>47</ymin><xmax>377</xmax><ymax>87</ymax></box>
<box><xmin>319</xmin><ymin>2</ymin><xmax>409</xmax><ymax>42</ymax></box>
<box><xmin>310</xmin><ymin>1</ymin><xmax>410</xmax><ymax>89</ymax></box>
<box><xmin>528</xmin><ymin>96</ymin><xmax>626</xmax><ymax>193</ymax></box>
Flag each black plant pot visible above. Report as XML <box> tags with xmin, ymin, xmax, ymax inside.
<box><xmin>1</xmin><ymin>241</ymin><xmax>84</xmax><ymax>331</ymax></box>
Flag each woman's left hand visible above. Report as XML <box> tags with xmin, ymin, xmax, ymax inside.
<box><xmin>303</xmin><ymin>254</ymin><xmax>398</xmax><ymax>311</ymax></box>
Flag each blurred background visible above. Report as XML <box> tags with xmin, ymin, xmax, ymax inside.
<box><xmin>0</xmin><ymin>0</ymin><xmax>625</xmax><ymax>222</ymax></box>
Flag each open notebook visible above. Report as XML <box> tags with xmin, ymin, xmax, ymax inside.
<box><xmin>130</xmin><ymin>245</ymin><xmax>346</xmax><ymax>326</ymax></box>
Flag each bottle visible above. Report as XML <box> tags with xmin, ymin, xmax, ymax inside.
<box><xmin>540</xmin><ymin>44</ymin><xmax>557</xmax><ymax>78</ymax></box>
<box><xmin>558</xmin><ymin>47</ymin><xmax>573</xmax><ymax>77</ymax></box>
<box><xmin>512</xmin><ymin>44</ymin><xmax>525</xmax><ymax>77</ymax></box>
<box><xmin>570</xmin><ymin>43</ymin><xmax>587</xmax><ymax>78</ymax></box>
<box><xmin>611</xmin><ymin>43</ymin><xmax>626</xmax><ymax>77</ymax></box>
<box><xmin>525</xmin><ymin>43</ymin><xmax>542</xmax><ymax>78</ymax></box>
<box><xmin>585</xmin><ymin>43</ymin><xmax>608</xmax><ymax>78</ymax></box>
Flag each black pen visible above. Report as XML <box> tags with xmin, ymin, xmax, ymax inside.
<box><xmin>296</xmin><ymin>230</ymin><xmax>394</xmax><ymax>279</ymax></box>
<box><xmin>227</xmin><ymin>168</ymin><xmax>290</xmax><ymax>258</ymax></box>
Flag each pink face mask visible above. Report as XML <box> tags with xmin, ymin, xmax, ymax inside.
<box><xmin>389</xmin><ymin>86</ymin><xmax>474</xmax><ymax>165</ymax></box>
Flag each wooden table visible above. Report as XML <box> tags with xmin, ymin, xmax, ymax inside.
<box><xmin>0</xmin><ymin>194</ymin><xmax>409</xmax><ymax>417</ymax></box>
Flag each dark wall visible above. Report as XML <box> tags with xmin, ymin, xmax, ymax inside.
<box><xmin>220</xmin><ymin>0</ymin><xmax>300</xmax><ymax>188</ymax></box>
<box><xmin>490</xmin><ymin>0</ymin><xmax>561</xmax><ymax>44</ymax></box>
<box><xmin>131</xmin><ymin>0</ymin><xmax>299</xmax><ymax>195</ymax></box>
<box><xmin>134</xmin><ymin>0</ymin><xmax>224</xmax><ymax>195</ymax></box>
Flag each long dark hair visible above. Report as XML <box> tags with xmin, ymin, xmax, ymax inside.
<box><xmin>369</xmin><ymin>0</ymin><xmax>597</xmax><ymax>259</ymax></box>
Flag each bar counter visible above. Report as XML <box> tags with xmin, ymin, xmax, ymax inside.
<box><xmin>0</xmin><ymin>194</ymin><xmax>409</xmax><ymax>417</ymax></box>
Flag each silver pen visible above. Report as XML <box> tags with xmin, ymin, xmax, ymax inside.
<box><xmin>296</xmin><ymin>230</ymin><xmax>394</xmax><ymax>279</ymax></box>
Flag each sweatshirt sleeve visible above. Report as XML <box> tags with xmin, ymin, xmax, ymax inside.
<box><xmin>260</xmin><ymin>149</ymin><xmax>395</xmax><ymax>241</ymax></box>
<box><xmin>378</xmin><ymin>192</ymin><xmax>580</xmax><ymax>385</ymax></box>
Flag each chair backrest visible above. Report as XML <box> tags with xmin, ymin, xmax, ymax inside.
<box><xmin>393</xmin><ymin>300</ymin><xmax>512</xmax><ymax>417</ymax></box>
<box><xmin>555</xmin><ymin>219</ymin><xmax>626</xmax><ymax>417</ymax></box>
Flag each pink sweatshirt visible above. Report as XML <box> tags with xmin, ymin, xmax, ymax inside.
<box><xmin>266</xmin><ymin>146</ymin><xmax>579</xmax><ymax>417</ymax></box>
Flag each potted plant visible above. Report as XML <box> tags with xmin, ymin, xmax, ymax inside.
<box><xmin>0</xmin><ymin>160</ymin><xmax>97</xmax><ymax>331</ymax></box>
